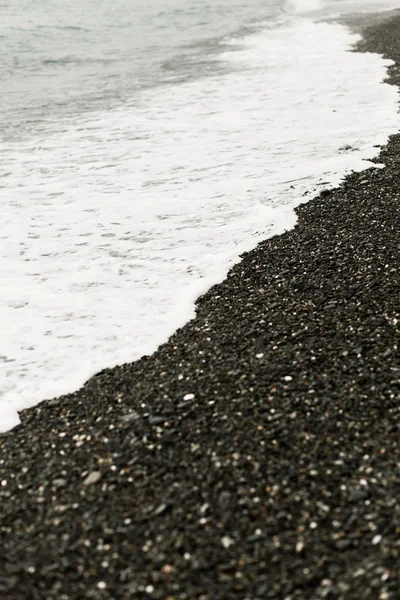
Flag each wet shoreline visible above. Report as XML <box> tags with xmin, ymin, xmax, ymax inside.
<box><xmin>1</xmin><ymin>12</ymin><xmax>400</xmax><ymax>600</ymax></box>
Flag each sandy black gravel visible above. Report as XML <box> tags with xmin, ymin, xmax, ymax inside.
<box><xmin>1</xmin><ymin>13</ymin><xmax>400</xmax><ymax>600</ymax></box>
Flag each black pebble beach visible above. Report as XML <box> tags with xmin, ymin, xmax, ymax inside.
<box><xmin>1</xmin><ymin>13</ymin><xmax>400</xmax><ymax>600</ymax></box>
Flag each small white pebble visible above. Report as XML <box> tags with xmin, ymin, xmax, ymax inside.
<box><xmin>82</xmin><ymin>471</ymin><xmax>101</xmax><ymax>486</ymax></box>
<box><xmin>97</xmin><ymin>581</ymin><xmax>107</xmax><ymax>590</ymax></box>
<box><xmin>372</xmin><ymin>535</ymin><xmax>382</xmax><ymax>545</ymax></box>
<box><xmin>221</xmin><ymin>535</ymin><xmax>235</xmax><ymax>548</ymax></box>
<box><xmin>145</xmin><ymin>585</ymin><xmax>154</xmax><ymax>594</ymax></box>
<box><xmin>283</xmin><ymin>375</ymin><xmax>293</xmax><ymax>382</ymax></box>
<box><xmin>183</xmin><ymin>393</ymin><xmax>195</xmax><ymax>401</ymax></box>
<box><xmin>296</xmin><ymin>540</ymin><xmax>304</xmax><ymax>552</ymax></box>
<box><xmin>256</xmin><ymin>353</ymin><xmax>264</xmax><ymax>359</ymax></box>
<box><xmin>354</xmin><ymin>568</ymin><xmax>365</xmax><ymax>577</ymax></box>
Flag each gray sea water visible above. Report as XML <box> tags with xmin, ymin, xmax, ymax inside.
<box><xmin>0</xmin><ymin>0</ymin><xmax>285</xmax><ymax>140</ymax></box>
<box><xmin>1</xmin><ymin>0</ymin><xmax>399</xmax><ymax>430</ymax></box>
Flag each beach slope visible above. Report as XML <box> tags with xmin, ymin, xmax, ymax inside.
<box><xmin>1</xmin><ymin>13</ymin><xmax>400</xmax><ymax>600</ymax></box>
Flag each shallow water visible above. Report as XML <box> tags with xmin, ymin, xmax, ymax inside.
<box><xmin>1</xmin><ymin>0</ymin><xmax>400</xmax><ymax>430</ymax></box>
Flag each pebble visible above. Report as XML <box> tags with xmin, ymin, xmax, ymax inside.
<box><xmin>82</xmin><ymin>471</ymin><xmax>101</xmax><ymax>486</ymax></box>
<box><xmin>372</xmin><ymin>535</ymin><xmax>382</xmax><ymax>545</ymax></box>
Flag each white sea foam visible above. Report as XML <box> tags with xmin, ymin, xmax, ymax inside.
<box><xmin>285</xmin><ymin>0</ymin><xmax>324</xmax><ymax>14</ymax></box>
<box><xmin>0</xmin><ymin>18</ymin><xmax>399</xmax><ymax>431</ymax></box>
<box><xmin>288</xmin><ymin>0</ymin><xmax>400</xmax><ymax>16</ymax></box>
<box><xmin>325</xmin><ymin>0</ymin><xmax>400</xmax><ymax>15</ymax></box>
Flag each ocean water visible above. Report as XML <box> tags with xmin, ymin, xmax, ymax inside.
<box><xmin>1</xmin><ymin>0</ymin><xmax>399</xmax><ymax>431</ymax></box>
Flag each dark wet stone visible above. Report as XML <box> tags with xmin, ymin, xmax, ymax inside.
<box><xmin>335</xmin><ymin>539</ymin><xmax>351</xmax><ymax>551</ymax></box>
<box><xmin>120</xmin><ymin>410</ymin><xmax>140</xmax><ymax>423</ymax></box>
<box><xmin>320</xmin><ymin>189</ymin><xmax>331</xmax><ymax>197</ymax></box>
<box><xmin>324</xmin><ymin>303</ymin><xmax>337</xmax><ymax>311</ymax></box>
<box><xmin>349</xmin><ymin>489</ymin><xmax>369</xmax><ymax>502</ymax></box>
<box><xmin>148</xmin><ymin>416</ymin><xmax>166</xmax><ymax>425</ymax></box>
